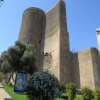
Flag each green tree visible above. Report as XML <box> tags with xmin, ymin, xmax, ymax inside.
<box><xmin>0</xmin><ymin>41</ymin><xmax>36</xmax><ymax>74</ymax></box>
<box><xmin>20</xmin><ymin>44</ymin><xmax>36</xmax><ymax>74</ymax></box>
<box><xmin>26</xmin><ymin>72</ymin><xmax>60</xmax><ymax>100</ymax></box>
<box><xmin>0</xmin><ymin>51</ymin><xmax>13</xmax><ymax>73</ymax></box>
<box><xmin>81</xmin><ymin>87</ymin><xmax>93</xmax><ymax>100</ymax></box>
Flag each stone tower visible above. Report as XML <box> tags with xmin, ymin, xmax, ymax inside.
<box><xmin>96</xmin><ymin>28</ymin><xmax>100</xmax><ymax>52</ymax></box>
<box><xmin>43</xmin><ymin>0</ymin><xmax>71</xmax><ymax>83</ymax></box>
<box><xmin>19</xmin><ymin>7</ymin><xmax>46</xmax><ymax>69</ymax></box>
<box><xmin>18</xmin><ymin>0</ymin><xmax>100</xmax><ymax>89</ymax></box>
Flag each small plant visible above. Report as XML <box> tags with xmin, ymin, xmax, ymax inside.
<box><xmin>56</xmin><ymin>83</ymin><xmax>68</xmax><ymax>100</ymax></box>
<box><xmin>93</xmin><ymin>89</ymin><xmax>100</xmax><ymax>100</ymax></box>
<box><xmin>56</xmin><ymin>92</ymin><xmax>68</xmax><ymax>100</ymax></box>
<box><xmin>81</xmin><ymin>87</ymin><xmax>93</xmax><ymax>100</ymax></box>
<box><xmin>59</xmin><ymin>82</ymin><xmax>66</xmax><ymax>93</ymax></box>
<box><xmin>0</xmin><ymin>72</ymin><xmax>4</xmax><ymax>82</ymax></box>
<box><xmin>66</xmin><ymin>82</ymin><xmax>76</xmax><ymax>100</ymax></box>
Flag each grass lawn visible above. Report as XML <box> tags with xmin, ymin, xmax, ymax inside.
<box><xmin>4</xmin><ymin>84</ymin><xmax>28</xmax><ymax>100</ymax></box>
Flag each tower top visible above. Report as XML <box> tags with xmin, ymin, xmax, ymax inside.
<box><xmin>59</xmin><ymin>0</ymin><xmax>65</xmax><ymax>4</ymax></box>
<box><xmin>60</xmin><ymin>0</ymin><xmax>65</xmax><ymax>1</ymax></box>
<box><xmin>96</xmin><ymin>28</ymin><xmax>100</xmax><ymax>33</ymax></box>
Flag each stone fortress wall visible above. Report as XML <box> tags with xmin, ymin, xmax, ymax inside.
<box><xmin>77</xmin><ymin>48</ymin><xmax>100</xmax><ymax>89</ymax></box>
<box><xmin>44</xmin><ymin>0</ymin><xmax>100</xmax><ymax>88</ymax></box>
<box><xmin>43</xmin><ymin>0</ymin><xmax>71</xmax><ymax>83</ymax></box>
<box><xmin>43</xmin><ymin>1</ymin><xmax>60</xmax><ymax>79</ymax></box>
<box><xmin>68</xmin><ymin>48</ymin><xmax>100</xmax><ymax>89</ymax></box>
<box><xmin>19</xmin><ymin>0</ymin><xmax>100</xmax><ymax>89</ymax></box>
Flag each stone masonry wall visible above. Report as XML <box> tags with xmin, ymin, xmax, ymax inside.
<box><xmin>91</xmin><ymin>48</ymin><xmax>100</xmax><ymax>88</ymax></box>
<box><xmin>43</xmin><ymin>0</ymin><xmax>71</xmax><ymax>83</ymax></box>
<box><xmin>71</xmin><ymin>52</ymin><xmax>80</xmax><ymax>87</ymax></box>
<box><xmin>43</xmin><ymin>1</ymin><xmax>60</xmax><ymax>79</ymax></box>
<box><xmin>59</xmin><ymin>1</ymin><xmax>71</xmax><ymax>83</ymax></box>
<box><xmin>18</xmin><ymin>0</ymin><xmax>100</xmax><ymax>89</ymax></box>
<box><xmin>78</xmin><ymin>48</ymin><xmax>100</xmax><ymax>89</ymax></box>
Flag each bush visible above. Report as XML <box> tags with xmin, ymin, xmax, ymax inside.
<box><xmin>55</xmin><ymin>97</ymin><xmax>65</xmax><ymax>100</ymax></box>
<box><xmin>59</xmin><ymin>83</ymin><xmax>66</xmax><ymax>93</ymax></box>
<box><xmin>55</xmin><ymin>83</ymin><xmax>68</xmax><ymax>100</ymax></box>
<box><xmin>56</xmin><ymin>92</ymin><xmax>68</xmax><ymax>100</ymax></box>
<box><xmin>93</xmin><ymin>89</ymin><xmax>100</xmax><ymax>100</ymax></box>
<box><xmin>0</xmin><ymin>72</ymin><xmax>4</xmax><ymax>82</ymax></box>
<box><xmin>56</xmin><ymin>83</ymin><xmax>77</xmax><ymax>100</ymax></box>
<box><xmin>66</xmin><ymin>82</ymin><xmax>76</xmax><ymax>100</ymax></box>
<box><xmin>81</xmin><ymin>87</ymin><xmax>93</xmax><ymax>100</ymax></box>
<box><xmin>26</xmin><ymin>72</ymin><xmax>60</xmax><ymax>100</ymax></box>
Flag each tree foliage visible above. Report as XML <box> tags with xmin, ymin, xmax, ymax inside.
<box><xmin>0</xmin><ymin>41</ymin><xmax>36</xmax><ymax>74</ymax></box>
<box><xmin>26</xmin><ymin>72</ymin><xmax>60</xmax><ymax>100</ymax></box>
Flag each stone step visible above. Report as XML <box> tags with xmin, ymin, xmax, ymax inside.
<box><xmin>0</xmin><ymin>83</ymin><xmax>12</xmax><ymax>100</ymax></box>
<box><xmin>0</xmin><ymin>83</ymin><xmax>4</xmax><ymax>88</ymax></box>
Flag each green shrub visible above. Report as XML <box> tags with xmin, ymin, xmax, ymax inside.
<box><xmin>55</xmin><ymin>97</ymin><xmax>65</xmax><ymax>100</ymax></box>
<box><xmin>56</xmin><ymin>92</ymin><xmax>68</xmax><ymax>100</ymax></box>
<box><xmin>59</xmin><ymin>82</ymin><xmax>66</xmax><ymax>93</ymax></box>
<box><xmin>26</xmin><ymin>72</ymin><xmax>60</xmax><ymax>100</ymax></box>
<box><xmin>56</xmin><ymin>83</ymin><xmax>76</xmax><ymax>100</ymax></box>
<box><xmin>0</xmin><ymin>72</ymin><xmax>4</xmax><ymax>82</ymax></box>
<box><xmin>66</xmin><ymin>82</ymin><xmax>76</xmax><ymax>100</ymax></box>
<box><xmin>81</xmin><ymin>87</ymin><xmax>93</xmax><ymax>100</ymax></box>
<box><xmin>93</xmin><ymin>89</ymin><xmax>100</xmax><ymax>100</ymax></box>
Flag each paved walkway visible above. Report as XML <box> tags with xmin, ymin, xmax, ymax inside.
<box><xmin>0</xmin><ymin>83</ymin><xmax>12</xmax><ymax>100</ymax></box>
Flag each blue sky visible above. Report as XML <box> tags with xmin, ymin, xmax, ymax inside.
<box><xmin>0</xmin><ymin>0</ymin><xmax>100</xmax><ymax>53</ymax></box>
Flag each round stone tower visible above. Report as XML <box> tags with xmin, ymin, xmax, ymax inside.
<box><xmin>19</xmin><ymin>7</ymin><xmax>46</xmax><ymax>69</ymax></box>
